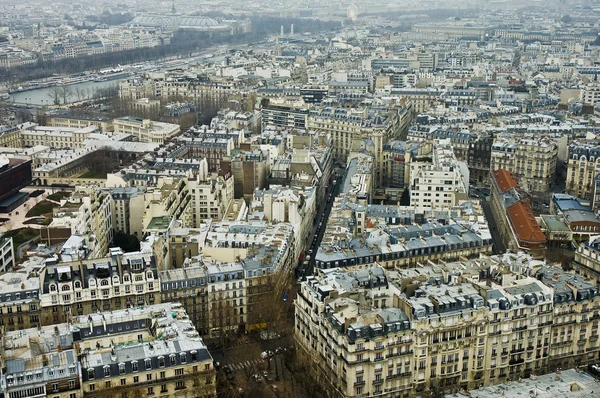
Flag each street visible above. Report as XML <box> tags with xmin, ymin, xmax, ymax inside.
<box><xmin>481</xmin><ymin>198</ymin><xmax>506</xmax><ymax>254</ymax></box>
<box><xmin>297</xmin><ymin>164</ymin><xmax>346</xmax><ymax>279</ymax></box>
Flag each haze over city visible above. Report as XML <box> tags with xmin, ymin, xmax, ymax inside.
<box><xmin>1</xmin><ymin>1</ymin><xmax>600</xmax><ymax>398</ymax></box>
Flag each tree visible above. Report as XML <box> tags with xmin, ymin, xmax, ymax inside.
<box><xmin>112</xmin><ymin>231</ymin><xmax>140</xmax><ymax>252</ymax></box>
<box><xmin>48</xmin><ymin>85</ymin><xmax>61</xmax><ymax>105</ymax></box>
<box><xmin>400</xmin><ymin>188</ymin><xmax>410</xmax><ymax>206</ymax></box>
<box><xmin>35</xmin><ymin>109</ymin><xmax>48</xmax><ymax>125</ymax></box>
<box><xmin>59</xmin><ymin>85</ymin><xmax>72</xmax><ymax>104</ymax></box>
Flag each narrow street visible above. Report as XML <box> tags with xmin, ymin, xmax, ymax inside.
<box><xmin>481</xmin><ymin>198</ymin><xmax>506</xmax><ymax>254</ymax></box>
<box><xmin>297</xmin><ymin>164</ymin><xmax>346</xmax><ymax>278</ymax></box>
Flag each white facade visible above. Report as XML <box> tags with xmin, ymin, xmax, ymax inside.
<box><xmin>410</xmin><ymin>139</ymin><xmax>469</xmax><ymax>208</ymax></box>
<box><xmin>0</xmin><ymin>234</ymin><xmax>15</xmax><ymax>272</ymax></box>
<box><xmin>113</xmin><ymin>117</ymin><xmax>180</xmax><ymax>144</ymax></box>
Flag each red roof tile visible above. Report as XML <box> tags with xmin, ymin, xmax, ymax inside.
<box><xmin>507</xmin><ymin>202</ymin><xmax>546</xmax><ymax>245</ymax></box>
<box><xmin>492</xmin><ymin>169</ymin><xmax>518</xmax><ymax>194</ymax></box>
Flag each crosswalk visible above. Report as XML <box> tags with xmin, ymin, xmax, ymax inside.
<box><xmin>228</xmin><ymin>358</ymin><xmax>263</xmax><ymax>371</ymax></box>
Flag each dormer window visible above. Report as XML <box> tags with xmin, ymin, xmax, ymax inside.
<box><xmin>61</xmin><ymin>285</ymin><xmax>71</xmax><ymax>291</ymax></box>
<box><xmin>50</xmin><ymin>284</ymin><xmax>57</xmax><ymax>292</ymax></box>
<box><xmin>100</xmin><ymin>280</ymin><xmax>109</xmax><ymax>287</ymax></box>
<box><xmin>74</xmin><ymin>281</ymin><xmax>82</xmax><ymax>289</ymax></box>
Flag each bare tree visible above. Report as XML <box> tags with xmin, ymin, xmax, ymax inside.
<box><xmin>48</xmin><ymin>85</ymin><xmax>61</xmax><ymax>105</ymax></box>
<box><xmin>75</xmin><ymin>87</ymin><xmax>84</xmax><ymax>102</ymax></box>
<box><xmin>59</xmin><ymin>85</ymin><xmax>72</xmax><ymax>104</ymax></box>
<box><xmin>35</xmin><ymin>109</ymin><xmax>47</xmax><ymax>125</ymax></box>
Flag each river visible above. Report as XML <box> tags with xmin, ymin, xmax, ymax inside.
<box><xmin>8</xmin><ymin>78</ymin><xmax>122</xmax><ymax>106</ymax></box>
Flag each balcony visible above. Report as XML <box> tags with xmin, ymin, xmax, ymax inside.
<box><xmin>354</xmin><ymin>381</ymin><xmax>365</xmax><ymax>387</ymax></box>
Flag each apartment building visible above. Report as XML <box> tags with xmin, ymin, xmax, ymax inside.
<box><xmin>261</xmin><ymin>105</ymin><xmax>309</xmax><ymax>131</ymax></box>
<box><xmin>378</xmin><ymin>140</ymin><xmax>418</xmax><ymax>200</ymax></box>
<box><xmin>535</xmin><ymin>265</ymin><xmax>600</xmax><ymax>371</ymax></box>
<box><xmin>38</xmin><ymin>249</ymin><xmax>159</xmax><ymax>326</ymax></box>
<box><xmin>143</xmin><ymin>177</ymin><xmax>193</xmax><ymax>233</ymax></box>
<box><xmin>119</xmin><ymin>78</ymin><xmax>155</xmax><ymax>100</ymax></box>
<box><xmin>490</xmin><ymin>137</ymin><xmax>558</xmax><ymax>198</ymax></box>
<box><xmin>106</xmin><ymin>186</ymin><xmax>146</xmax><ymax>238</ymax></box>
<box><xmin>188</xmin><ymin>172</ymin><xmax>234</xmax><ymax>227</ymax></box>
<box><xmin>172</xmin><ymin>135</ymin><xmax>235</xmax><ymax>172</ymax></box>
<box><xmin>409</xmin><ymin>139</ymin><xmax>469</xmax><ymax>209</ymax></box>
<box><xmin>581</xmin><ymin>82</ymin><xmax>600</xmax><ymax>106</ymax></box>
<box><xmin>221</xmin><ymin>150</ymin><xmax>269</xmax><ymax>202</ymax></box>
<box><xmin>1</xmin><ymin>322</ymin><xmax>83</xmax><ymax>398</ymax></box>
<box><xmin>0</xmin><ymin>266</ymin><xmax>40</xmax><ymax>332</ymax></box>
<box><xmin>306</xmin><ymin>105</ymin><xmax>403</xmax><ymax>171</ymax></box>
<box><xmin>0</xmin><ymin>303</ymin><xmax>215</xmax><ymax>398</ymax></box>
<box><xmin>41</xmin><ymin>187</ymin><xmax>113</xmax><ymax>258</ymax></box>
<box><xmin>0</xmin><ymin>232</ymin><xmax>15</xmax><ymax>272</ymax></box>
<box><xmin>113</xmin><ymin>117</ymin><xmax>180</xmax><ymax>144</ymax></box>
<box><xmin>78</xmin><ymin>303</ymin><xmax>215</xmax><ymax>397</ymax></box>
<box><xmin>295</xmin><ymin>256</ymin><xmax>600</xmax><ymax>398</ymax></box>
<box><xmin>251</xmin><ymin>185</ymin><xmax>317</xmax><ymax>262</ymax></box>
<box><xmin>575</xmin><ymin>235</ymin><xmax>600</xmax><ymax>287</ymax></box>
<box><xmin>566</xmin><ymin>142</ymin><xmax>600</xmax><ymax>201</ymax></box>
<box><xmin>160</xmin><ymin>220</ymin><xmax>294</xmax><ymax>335</ymax></box>
<box><xmin>295</xmin><ymin>267</ymin><xmax>415</xmax><ymax>398</ymax></box>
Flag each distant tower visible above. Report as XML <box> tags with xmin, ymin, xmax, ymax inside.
<box><xmin>171</xmin><ymin>0</ymin><xmax>176</xmax><ymax>14</ymax></box>
<box><xmin>280</xmin><ymin>25</ymin><xmax>284</xmax><ymax>37</ymax></box>
<box><xmin>274</xmin><ymin>38</ymin><xmax>282</xmax><ymax>57</ymax></box>
<box><xmin>290</xmin><ymin>24</ymin><xmax>294</xmax><ymax>35</ymax></box>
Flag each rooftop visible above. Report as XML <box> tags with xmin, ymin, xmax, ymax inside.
<box><xmin>507</xmin><ymin>202</ymin><xmax>546</xmax><ymax>244</ymax></box>
<box><xmin>493</xmin><ymin>169</ymin><xmax>518</xmax><ymax>194</ymax></box>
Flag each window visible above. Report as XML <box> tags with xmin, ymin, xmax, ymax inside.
<box><xmin>119</xmin><ymin>363</ymin><xmax>125</xmax><ymax>375</ymax></box>
<box><xmin>170</xmin><ymin>355</ymin><xmax>176</xmax><ymax>365</ymax></box>
<box><xmin>160</xmin><ymin>371</ymin><xmax>165</xmax><ymax>379</ymax></box>
<box><xmin>88</xmin><ymin>369</ymin><xmax>95</xmax><ymax>380</ymax></box>
<box><xmin>121</xmin><ymin>378</ymin><xmax>126</xmax><ymax>386</ymax></box>
<box><xmin>180</xmin><ymin>353</ymin><xmax>187</xmax><ymax>364</ymax></box>
<box><xmin>132</xmin><ymin>361</ymin><xmax>138</xmax><ymax>372</ymax></box>
<box><xmin>104</xmin><ymin>367</ymin><xmax>110</xmax><ymax>377</ymax></box>
<box><xmin>175</xmin><ymin>368</ymin><xmax>184</xmax><ymax>376</ymax></box>
<box><xmin>176</xmin><ymin>381</ymin><xmax>185</xmax><ymax>390</ymax></box>
<box><xmin>145</xmin><ymin>359</ymin><xmax>152</xmax><ymax>370</ymax></box>
<box><xmin>158</xmin><ymin>356</ymin><xmax>165</xmax><ymax>367</ymax></box>
<box><xmin>147</xmin><ymin>387</ymin><xmax>154</xmax><ymax>395</ymax></box>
